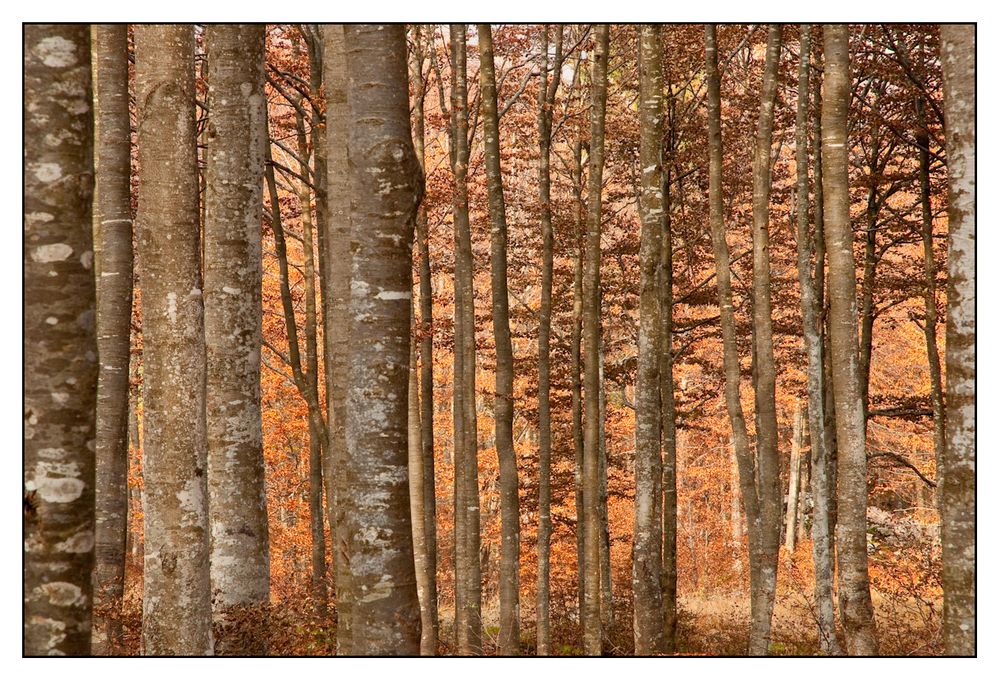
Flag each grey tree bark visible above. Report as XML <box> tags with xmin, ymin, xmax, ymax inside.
<box><xmin>581</xmin><ymin>24</ymin><xmax>610</xmax><ymax>657</ymax></box>
<box><xmin>940</xmin><ymin>23</ymin><xmax>976</xmax><ymax>657</ymax></box>
<box><xmin>321</xmin><ymin>23</ymin><xmax>354</xmax><ymax>654</ymax></box>
<box><xmin>793</xmin><ymin>24</ymin><xmax>842</xmax><ymax>655</ymax></box>
<box><xmin>477</xmin><ymin>24</ymin><xmax>521</xmax><ymax>656</ymax></box>
<box><xmin>821</xmin><ymin>24</ymin><xmax>879</xmax><ymax>656</ymax></box>
<box><xmin>203</xmin><ymin>25</ymin><xmax>270</xmax><ymax>641</ymax></box>
<box><xmin>90</xmin><ymin>23</ymin><xmax>132</xmax><ymax>657</ymax></box>
<box><xmin>134</xmin><ymin>24</ymin><xmax>214</xmax><ymax>655</ymax></box>
<box><xmin>784</xmin><ymin>403</ymin><xmax>803</xmax><ymax>553</ymax></box>
<box><xmin>633</xmin><ymin>23</ymin><xmax>667</xmax><ymax>656</ymax></box>
<box><xmin>343</xmin><ymin>23</ymin><xmax>423</xmax><ymax>656</ymax></box>
<box><xmin>24</xmin><ymin>23</ymin><xmax>97</xmax><ymax>657</ymax></box>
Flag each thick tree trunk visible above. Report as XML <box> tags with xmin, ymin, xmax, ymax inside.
<box><xmin>534</xmin><ymin>23</ymin><xmax>562</xmax><ymax>657</ymax></box>
<box><xmin>90</xmin><ymin>23</ymin><xmax>132</xmax><ymax>657</ymax></box>
<box><xmin>581</xmin><ymin>24</ymin><xmax>610</xmax><ymax>657</ymax></box>
<box><xmin>747</xmin><ymin>24</ymin><xmax>784</xmax><ymax>656</ymax></box>
<box><xmin>633</xmin><ymin>23</ymin><xmax>667</xmax><ymax>656</ymax></box>
<box><xmin>134</xmin><ymin>24</ymin><xmax>213</xmax><ymax>655</ymax></box>
<box><xmin>24</xmin><ymin>24</ymin><xmax>97</xmax><ymax>656</ymax></box>
<box><xmin>477</xmin><ymin>24</ymin><xmax>521</xmax><ymax>656</ymax></box>
<box><xmin>203</xmin><ymin>25</ymin><xmax>270</xmax><ymax>647</ymax></box>
<box><xmin>342</xmin><ymin>23</ymin><xmax>423</xmax><ymax>656</ymax></box>
<box><xmin>940</xmin><ymin>23</ymin><xmax>976</xmax><ymax>657</ymax></box>
<box><xmin>408</xmin><ymin>26</ymin><xmax>439</xmax><ymax>656</ymax></box>
<box><xmin>794</xmin><ymin>25</ymin><xmax>842</xmax><ymax>654</ymax></box>
<box><xmin>704</xmin><ymin>24</ymin><xmax>766</xmax><ymax>657</ymax></box>
<box><xmin>321</xmin><ymin>23</ymin><xmax>353</xmax><ymax>654</ymax></box>
<box><xmin>821</xmin><ymin>25</ymin><xmax>879</xmax><ymax>656</ymax></box>
<box><xmin>449</xmin><ymin>24</ymin><xmax>483</xmax><ymax>656</ymax></box>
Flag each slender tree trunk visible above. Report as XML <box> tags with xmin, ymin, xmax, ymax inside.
<box><xmin>449</xmin><ymin>24</ymin><xmax>483</xmax><ymax>655</ymax></box>
<box><xmin>24</xmin><ymin>24</ymin><xmax>97</xmax><ymax>656</ymax></box>
<box><xmin>784</xmin><ymin>403</ymin><xmax>803</xmax><ymax>553</ymax></box>
<box><xmin>134</xmin><ymin>24</ymin><xmax>213</xmax><ymax>655</ymax></box>
<box><xmin>598</xmin><ymin>346</ymin><xmax>613</xmax><ymax>639</ymax></box>
<box><xmin>571</xmin><ymin>136</ymin><xmax>586</xmax><ymax>631</ymax></box>
<box><xmin>535</xmin><ymin>23</ymin><xmax>562</xmax><ymax>657</ymax></box>
<box><xmin>407</xmin><ymin>302</ymin><xmax>433</xmax><ymax>655</ymax></box>
<box><xmin>476</xmin><ymin>25</ymin><xmax>521</xmax><ymax>655</ymax></box>
<box><xmin>747</xmin><ymin>24</ymin><xmax>784</xmax><ymax>656</ymax></box>
<box><xmin>940</xmin><ymin>23</ymin><xmax>976</xmax><ymax>657</ymax></box>
<box><xmin>704</xmin><ymin>24</ymin><xmax>766</xmax><ymax>657</ymax></box>
<box><xmin>581</xmin><ymin>24</ymin><xmax>610</xmax><ymax>656</ymax></box>
<box><xmin>915</xmin><ymin>98</ymin><xmax>946</xmax><ymax>509</ymax></box>
<box><xmin>321</xmin><ymin>23</ymin><xmax>353</xmax><ymax>654</ymax></box>
<box><xmin>822</xmin><ymin>25</ymin><xmax>879</xmax><ymax>656</ymax></box>
<box><xmin>203</xmin><ymin>25</ymin><xmax>270</xmax><ymax>649</ymax></box>
<box><xmin>793</xmin><ymin>24</ymin><xmax>842</xmax><ymax>654</ymax></box>
<box><xmin>342</xmin><ymin>23</ymin><xmax>423</xmax><ymax>655</ymax></box>
<box><xmin>633</xmin><ymin>23</ymin><xmax>667</xmax><ymax>656</ymax></box>
<box><xmin>408</xmin><ymin>25</ymin><xmax>439</xmax><ymax>655</ymax></box>
<box><xmin>91</xmin><ymin>23</ymin><xmax>132</xmax><ymax>657</ymax></box>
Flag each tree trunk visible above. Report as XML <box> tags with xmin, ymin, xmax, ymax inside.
<box><xmin>571</xmin><ymin>136</ymin><xmax>586</xmax><ymax>631</ymax></box>
<box><xmin>90</xmin><ymin>23</ymin><xmax>132</xmax><ymax>657</ymax></box>
<box><xmin>407</xmin><ymin>302</ymin><xmax>433</xmax><ymax>655</ymax></box>
<box><xmin>581</xmin><ymin>24</ymin><xmax>610</xmax><ymax>657</ymax></box>
<box><xmin>134</xmin><ymin>24</ymin><xmax>214</xmax><ymax>655</ymax></box>
<box><xmin>633</xmin><ymin>23</ymin><xmax>667</xmax><ymax>656</ymax></box>
<box><xmin>598</xmin><ymin>346</ymin><xmax>613</xmax><ymax>640</ymax></box>
<box><xmin>24</xmin><ymin>24</ymin><xmax>97</xmax><ymax>656</ymax></box>
<box><xmin>821</xmin><ymin>24</ymin><xmax>879</xmax><ymax>656</ymax></box>
<box><xmin>321</xmin><ymin>23</ymin><xmax>353</xmax><ymax>654</ymax></box>
<box><xmin>534</xmin><ymin>23</ymin><xmax>562</xmax><ymax>658</ymax></box>
<box><xmin>342</xmin><ymin>23</ymin><xmax>423</xmax><ymax>656</ymax></box>
<box><xmin>704</xmin><ymin>23</ymin><xmax>766</xmax><ymax>657</ymax></box>
<box><xmin>747</xmin><ymin>24</ymin><xmax>784</xmax><ymax>656</ymax></box>
<box><xmin>477</xmin><ymin>24</ymin><xmax>521</xmax><ymax>656</ymax></box>
<box><xmin>449</xmin><ymin>24</ymin><xmax>483</xmax><ymax>656</ymax></box>
<box><xmin>940</xmin><ymin>23</ymin><xmax>976</xmax><ymax>657</ymax></box>
<box><xmin>408</xmin><ymin>25</ymin><xmax>439</xmax><ymax>656</ymax></box>
<box><xmin>784</xmin><ymin>403</ymin><xmax>803</xmax><ymax>553</ymax></box>
<box><xmin>793</xmin><ymin>24</ymin><xmax>842</xmax><ymax>655</ymax></box>
<box><xmin>203</xmin><ymin>25</ymin><xmax>270</xmax><ymax>647</ymax></box>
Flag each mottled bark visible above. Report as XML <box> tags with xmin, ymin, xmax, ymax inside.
<box><xmin>581</xmin><ymin>24</ymin><xmax>610</xmax><ymax>657</ymax></box>
<box><xmin>940</xmin><ymin>23</ymin><xmax>976</xmax><ymax>657</ymax></box>
<box><xmin>704</xmin><ymin>24</ymin><xmax>765</xmax><ymax>657</ymax></box>
<box><xmin>203</xmin><ymin>25</ymin><xmax>270</xmax><ymax>639</ymax></box>
<box><xmin>633</xmin><ymin>23</ymin><xmax>667</xmax><ymax>656</ymax></box>
<box><xmin>821</xmin><ymin>25</ymin><xmax>879</xmax><ymax>656</ymax></box>
<box><xmin>476</xmin><ymin>24</ymin><xmax>521</xmax><ymax>656</ymax></box>
<box><xmin>134</xmin><ymin>24</ymin><xmax>213</xmax><ymax>655</ymax></box>
<box><xmin>24</xmin><ymin>23</ymin><xmax>97</xmax><ymax>657</ymax></box>
<box><xmin>408</xmin><ymin>25</ymin><xmax>439</xmax><ymax>656</ymax></box>
<box><xmin>343</xmin><ymin>23</ymin><xmax>422</xmax><ymax>656</ymax></box>
<box><xmin>747</xmin><ymin>24</ymin><xmax>784</xmax><ymax>656</ymax></box>
<box><xmin>784</xmin><ymin>404</ymin><xmax>803</xmax><ymax>553</ymax></box>
<box><xmin>449</xmin><ymin>24</ymin><xmax>483</xmax><ymax>656</ymax></box>
<box><xmin>321</xmin><ymin>23</ymin><xmax>353</xmax><ymax>653</ymax></box>
<box><xmin>793</xmin><ymin>25</ymin><xmax>841</xmax><ymax>654</ymax></box>
<box><xmin>534</xmin><ymin>23</ymin><xmax>562</xmax><ymax>657</ymax></box>
<box><xmin>90</xmin><ymin>23</ymin><xmax>132</xmax><ymax>657</ymax></box>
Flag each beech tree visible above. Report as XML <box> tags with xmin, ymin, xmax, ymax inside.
<box><xmin>134</xmin><ymin>24</ymin><xmax>213</xmax><ymax>655</ymax></box>
<box><xmin>90</xmin><ymin>23</ymin><xmax>132</xmax><ymax>656</ymax></box>
<box><xmin>203</xmin><ymin>24</ymin><xmax>270</xmax><ymax>639</ymax></box>
<box><xmin>822</xmin><ymin>24</ymin><xmax>879</xmax><ymax>656</ymax></box>
<box><xmin>342</xmin><ymin>23</ymin><xmax>423</xmax><ymax>656</ymax></box>
<box><xmin>24</xmin><ymin>23</ymin><xmax>97</xmax><ymax>657</ymax></box>
<box><xmin>940</xmin><ymin>22</ymin><xmax>975</xmax><ymax>657</ymax></box>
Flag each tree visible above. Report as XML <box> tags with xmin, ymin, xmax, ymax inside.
<box><xmin>581</xmin><ymin>24</ymin><xmax>610</xmax><ymax>657</ymax></box>
<box><xmin>939</xmin><ymin>22</ymin><xmax>975</xmax><ymax>657</ymax></box>
<box><xmin>321</xmin><ymin>22</ymin><xmax>353</xmax><ymax>653</ymax></box>
<box><xmin>633</xmin><ymin>23</ymin><xmax>667</xmax><ymax>656</ymax></box>
<box><xmin>792</xmin><ymin>24</ymin><xmax>841</xmax><ymax>655</ymax></box>
<box><xmin>90</xmin><ymin>23</ymin><xmax>132</xmax><ymax>656</ymax></box>
<box><xmin>133</xmin><ymin>24</ymin><xmax>213</xmax><ymax>655</ymax></box>
<box><xmin>821</xmin><ymin>24</ymin><xmax>879</xmax><ymax>656</ymax></box>
<box><xmin>24</xmin><ymin>23</ymin><xmax>97</xmax><ymax>657</ymax></box>
<box><xmin>342</xmin><ymin>23</ymin><xmax>423</xmax><ymax>656</ymax></box>
<box><xmin>477</xmin><ymin>23</ymin><xmax>521</xmax><ymax>656</ymax></box>
<box><xmin>203</xmin><ymin>24</ymin><xmax>270</xmax><ymax>640</ymax></box>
